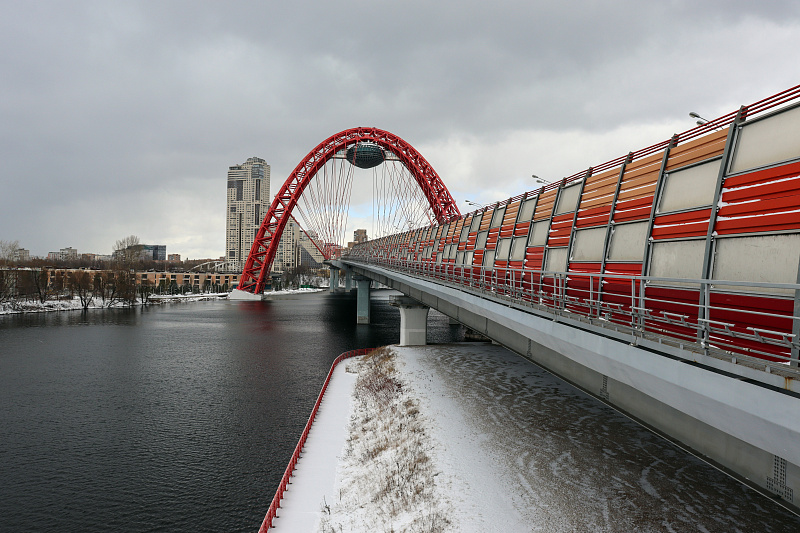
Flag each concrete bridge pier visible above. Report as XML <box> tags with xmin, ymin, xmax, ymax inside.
<box><xmin>329</xmin><ymin>267</ymin><xmax>340</xmax><ymax>292</ymax></box>
<box><xmin>390</xmin><ymin>295</ymin><xmax>429</xmax><ymax>346</ymax></box>
<box><xmin>355</xmin><ymin>275</ymin><xmax>371</xmax><ymax>324</ymax></box>
<box><xmin>345</xmin><ymin>269</ymin><xmax>353</xmax><ymax>291</ymax></box>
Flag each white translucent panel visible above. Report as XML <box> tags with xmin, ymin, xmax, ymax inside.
<box><xmin>476</xmin><ymin>231</ymin><xmax>488</xmax><ymax>249</ymax></box>
<box><xmin>469</xmin><ymin>213</ymin><xmax>482</xmax><ymax>232</ymax></box>
<box><xmin>607</xmin><ymin>221</ymin><xmax>649</xmax><ymax>262</ymax></box>
<box><xmin>555</xmin><ymin>184</ymin><xmax>581</xmax><ymax>215</ymax></box>
<box><xmin>713</xmin><ymin>234</ymin><xmax>800</xmax><ymax>294</ymax></box>
<box><xmin>510</xmin><ymin>236</ymin><xmax>527</xmax><ymax>261</ymax></box>
<box><xmin>456</xmin><ymin>251</ymin><xmax>465</xmax><ymax>265</ymax></box>
<box><xmin>528</xmin><ymin>220</ymin><xmax>550</xmax><ymax>246</ymax></box>
<box><xmin>460</xmin><ymin>224</ymin><xmax>470</xmax><ymax>242</ymax></box>
<box><xmin>496</xmin><ymin>238</ymin><xmax>512</xmax><ymax>261</ymax></box>
<box><xmin>649</xmin><ymin>239</ymin><xmax>706</xmax><ymax>281</ymax></box>
<box><xmin>518</xmin><ymin>198</ymin><xmax>537</xmax><ymax>221</ymax></box>
<box><xmin>490</xmin><ymin>206</ymin><xmax>507</xmax><ymax>228</ymax></box>
<box><xmin>545</xmin><ymin>247</ymin><xmax>568</xmax><ymax>273</ymax></box>
<box><xmin>658</xmin><ymin>159</ymin><xmax>721</xmax><ymax>213</ymax></box>
<box><xmin>483</xmin><ymin>250</ymin><xmax>496</xmax><ymax>269</ymax></box>
<box><xmin>571</xmin><ymin>226</ymin><xmax>607</xmax><ymax>262</ymax></box>
<box><xmin>465</xmin><ymin>251</ymin><xmax>474</xmax><ymax>265</ymax></box>
<box><xmin>730</xmin><ymin>105</ymin><xmax>800</xmax><ymax>174</ymax></box>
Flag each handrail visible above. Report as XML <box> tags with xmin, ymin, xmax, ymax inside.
<box><xmin>257</xmin><ymin>347</ymin><xmax>376</xmax><ymax>532</ymax></box>
<box><xmin>343</xmin><ymin>255</ymin><xmax>800</xmax><ymax>372</ymax></box>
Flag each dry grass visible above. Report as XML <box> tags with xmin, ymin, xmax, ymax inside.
<box><xmin>320</xmin><ymin>347</ymin><xmax>452</xmax><ymax>532</ymax></box>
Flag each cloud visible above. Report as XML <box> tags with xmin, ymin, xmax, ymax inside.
<box><xmin>2</xmin><ymin>1</ymin><xmax>799</xmax><ymax>257</ymax></box>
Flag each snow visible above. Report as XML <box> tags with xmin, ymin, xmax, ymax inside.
<box><xmin>269</xmin><ymin>343</ymin><xmax>798</xmax><ymax>532</ymax></box>
<box><xmin>0</xmin><ymin>292</ymin><xmax>228</xmax><ymax>314</ymax></box>
<box><xmin>269</xmin><ymin>361</ymin><xmax>359</xmax><ymax>532</ymax></box>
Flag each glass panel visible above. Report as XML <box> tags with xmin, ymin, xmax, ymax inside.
<box><xmin>510</xmin><ymin>236</ymin><xmax>527</xmax><ymax>261</ymax></box>
<box><xmin>496</xmin><ymin>238</ymin><xmax>512</xmax><ymax>261</ymax></box>
<box><xmin>460</xmin><ymin>223</ymin><xmax>470</xmax><ymax>242</ymax></box>
<box><xmin>476</xmin><ymin>231</ymin><xmax>489</xmax><ymax>249</ymax></box>
<box><xmin>571</xmin><ymin>226</ymin><xmax>607</xmax><ymax>262</ymax></box>
<box><xmin>658</xmin><ymin>159</ymin><xmax>721</xmax><ymax>213</ymax></box>
<box><xmin>456</xmin><ymin>251</ymin><xmax>465</xmax><ymax>265</ymax></box>
<box><xmin>518</xmin><ymin>197</ymin><xmax>537</xmax><ymax>221</ymax></box>
<box><xmin>730</xmin><ymin>104</ymin><xmax>800</xmax><ymax>174</ymax></box>
<box><xmin>607</xmin><ymin>221</ymin><xmax>649</xmax><ymax>261</ymax></box>
<box><xmin>713</xmin><ymin>233</ymin><xmax>800</xmax><ymax>294</ymax></box>
<box><xmin>490</xmin><ymin>206</ymin><xmax>506</xmax><ymax>228</ymax></box>
<box><xmin>649</xmin><ymin>239</ymin><xmax>706</xmax><ymax>281</ymax></box>
<box><xmin>466</xmin><ymin>251</ymin><xmax>474</xmax><ymax>265</ymax></box>
<box><xmin>545</xmin><ymin>247</ymin><xmax>568</xmax><ymax>272</ymax></box>
<box><xmin>555</xmin><ymin>184</ymin><xmax>581</xmax><ymax>215</ymax></box>
<box><xmin>469</xmin><ymin>213</ymin><xmax>482</xmax><ymax>233</ymax></box>
<box><xmin>528</xmin><ymin>220</ymin><xmax>550</xmax><ymax>246</ymax></box>
<box><xmin>483</xmin><ymin>250</ymin><xmax>496</xmax><ymax>269</ymax></box>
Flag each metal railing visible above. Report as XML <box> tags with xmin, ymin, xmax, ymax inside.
<box><xmin>258</xmin><ymin>347</ymin><xmax>376</xmax><ymax>532</ymax></box>
<box><xmin>345</xmin><ymin>255</ymin><xmax>800</xmax><ymax>373</ymax></box>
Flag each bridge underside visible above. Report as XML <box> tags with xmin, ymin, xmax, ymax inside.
<box><xmin>337</xmin><ymin>259</ymin><xmax>800</xmax><ymax>513</ymax></box>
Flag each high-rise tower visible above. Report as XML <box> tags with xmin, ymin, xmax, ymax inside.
<box><xmin>226</xmin><ymin>157</ymin><xmax>270</xmax><ymax>272</ymax></box>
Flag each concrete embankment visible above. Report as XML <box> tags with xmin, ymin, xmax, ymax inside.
<box><xmin>269</xmin><ymin>343</ymin><xmax>800</xmax><ymax>532</ymax></box>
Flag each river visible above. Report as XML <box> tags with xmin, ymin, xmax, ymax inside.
<box><xmin>0</xmin><ymin>290</ymin><xmax>462</xmax><ymax>532</ymax></box>
<box><xmin>2</xmin><ymin>290</ymin><xmax>798</xmax><ymax>532</ymax></box>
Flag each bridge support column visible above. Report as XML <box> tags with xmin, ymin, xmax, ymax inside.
<box><xmin>356</xmin><ymin>276</ymin><xmax>371</xmax><ymax>324</ymax></box>
<box><xmin>345</xmin><ymin>269</ymin><xmax>353</xmax><ymax>292</ymax></box>
<box><xmin>390</xmin><ymin>295</ymin><xmax>429</xmax><ymax>346</ymax></box>
<box><xmin>329</xmin><ymin>267</ymin><xmax>339</xmax><ymax>293</ymax></box>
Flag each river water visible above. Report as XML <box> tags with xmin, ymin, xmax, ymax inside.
<box><xmin>2</xmin><ymin>290</ymin><xmax>798</xmax><ymax>532</ymax></box>
<box><xmin>0</xmin><ymin>290</ymin><xmax>462</xmax><ymax>532</ymax></box>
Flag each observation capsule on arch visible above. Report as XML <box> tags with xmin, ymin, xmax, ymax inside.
<box><xmin>346</xmin><ymin>142</ymin><xmax>385</xmax><ymax>169</ymax></box>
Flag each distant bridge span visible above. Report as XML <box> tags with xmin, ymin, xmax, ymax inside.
<box><xmin>236</xmin><ymin>127</ymin><xmax>461</xmax><ymax>294</ymax></box>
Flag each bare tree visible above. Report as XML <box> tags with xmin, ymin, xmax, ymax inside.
<box><xmin>0</xmin><ymin>240</ymin><xmax>19</xmax><ymax>265</ymax></box>
<box><xmin>18</xmin><ymin>268</ymin><xmax>51</xmax><ymax>304</ymax></box>
<box><xmin>68</xmin><ymin>271</ymin><xmax>94</xmax><ymax>309</ymax></box>
<box><xmin>94</xmin><ymin>271</ymin><xmax>109</xmax><ymax>306</ymax></box>
<box><xmin>114</xmin><ymin>235</ymin><xmax>142</xmax><ymax>269</ymax></box>
<box><xmin>138</xmin><ymin>278</ymin><xmax>153</xmax><ymax>305</ymax></box>
<box><xmin>0</xmin><ymin>269</ymin><xmax>13</xmax><ymax>303</ymax></box>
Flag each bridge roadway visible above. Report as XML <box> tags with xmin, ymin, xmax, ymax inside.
<box><xmin>329</xmin><ymin>258</ymin><xmax>800</xmax><ymax>514</ymax></box>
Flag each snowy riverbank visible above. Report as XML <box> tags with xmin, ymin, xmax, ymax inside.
<box><xmin>0</xmin><ymin>292</ymin><xmax>229</xmax><ymax>314</ymax></box>
<box><xmin>271</xmin><ymin>344</ymin><xmax>800</xmax><ymax>532</ymax></box>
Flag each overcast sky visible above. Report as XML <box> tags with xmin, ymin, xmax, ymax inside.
<box><xmin>2</xmin><ymin>1</ymin><xmax>799</xmax><ymax>259</ymax></box>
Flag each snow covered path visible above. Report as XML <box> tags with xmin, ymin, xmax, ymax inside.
<box><xmin>269</xmin><ymin>363</ymin><xmax>357</xmax><ymax>532</ymax></box>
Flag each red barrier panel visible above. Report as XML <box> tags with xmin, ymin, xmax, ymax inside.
<box><xmin>257</xmin><ymin>347</ymin><xmax>376</xmax><ymax>532</ymax></box>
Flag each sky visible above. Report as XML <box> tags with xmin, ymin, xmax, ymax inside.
<box><xmin>2</xmin><ymin>1</ymin><xmax>799</xmax><ymax>259</ymax></box>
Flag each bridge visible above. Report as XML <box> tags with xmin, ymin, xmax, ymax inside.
<box><xmin>233</xmin><ymin>84</ymin><xmax>800</xmax><ymax>513</ymax></box>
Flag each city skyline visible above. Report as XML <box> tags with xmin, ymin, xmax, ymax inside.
<box><xmin>2</xmin><ymin>2</ymin><xmax>800</xmax><ymax>258</ymax></box>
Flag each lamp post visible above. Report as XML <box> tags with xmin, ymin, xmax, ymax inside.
<box><xmin>689</xmin><ymin>111</ymin><xmax>709</xmax><ymax>126</ymax></box>
<box><xmin>532</xmin><ymin>174</ymin><xmax>548</xmax><ymax>185</ymax></box>
<box><xmin>464</xmin><ymin>200</ymin><xmax>486</xmax><ymax>208</ymax></box>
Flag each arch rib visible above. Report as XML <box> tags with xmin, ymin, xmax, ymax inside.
<box><xmin>237</xmin><ymin>127</ymin><xmax>460</xmax><ymax>294</ymax></box>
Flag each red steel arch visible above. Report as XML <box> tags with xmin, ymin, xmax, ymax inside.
<box><xmin>237</xmin><ymin>127</ymin><xmax>461</xmax><ymax>294</ymax></box>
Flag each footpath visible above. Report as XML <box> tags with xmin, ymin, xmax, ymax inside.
<box><xmin>267</xmin><ymin>343</ymin><xmax>800</xmax><ymax>532</ymax></box>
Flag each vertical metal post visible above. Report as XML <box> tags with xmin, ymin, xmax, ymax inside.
<box><xmin>642</xmin><ymin>135</ymin><xmax>679</xmax><ymax>277</ymax></box>
<box><xmin>697</xmin><ymin>106</ymin><xmax>747</xmax><ymax>336</ymax></box>
<box><xmin>564</xmin><ymin>168</ymin><xmax>592</xmax><ymax>306</ymax></box>
<box><xmin>599</xmin><ymin>153</ymin><xmax>633</xmax><ymax>276</ymax></box>
<box><xmin>541</xmin><ymin>180</ymin><xmax>566</xmax><ymax>298</ymax></box>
